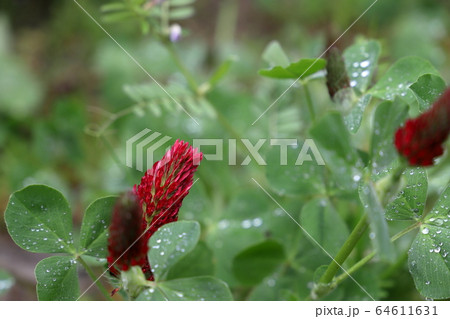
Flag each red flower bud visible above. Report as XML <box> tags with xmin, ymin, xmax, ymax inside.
<box><xmin>107</xmin><ymin>191</ymin><xmax>149</xmax><ymax>276</ymax></box>
<box><xmin>395</xmin><ymin>87</ymin><xmax>450</xmax><ymax>166</ymax></box>
<box><xmin>326</xmin><ymin>47</ymin><xmax>350</xmax><ymax>99</ymax></box>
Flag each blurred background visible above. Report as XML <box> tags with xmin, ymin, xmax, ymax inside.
<box><xmin>0</xmin><ymin>0</ymin><xmax>449</xmax><ymax>300</ymax></box>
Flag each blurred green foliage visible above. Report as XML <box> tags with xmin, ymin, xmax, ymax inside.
<box><xmin>0</xmin><ymin>0</ymin><xmax>449</xmax><ymax>301</ymax></box>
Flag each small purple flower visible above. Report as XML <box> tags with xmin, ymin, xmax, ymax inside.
<box><xmin>169</xmin><ymin>24</ymin><xmax>182</xmax><ymax>42</ymax></box>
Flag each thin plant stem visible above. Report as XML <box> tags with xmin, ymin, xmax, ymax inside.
<box><xmin>330</xmin><ymin>221</ymin><xmax>420</xmax><ymax>288</ymax></box>
<box><xmin>311</xmin><ymin>162</ymin><xmax>411</xmax><ymax>299</ymax></box>
<box><xmin>163</xmin><ymin>42</ymin><xmax>254</xmax><ymax>158</ymax></box>
<box><xmin>77</xmin><ymin>256</ymin><xmax>113</xmax><ymax>301</ymax></box>
<box><xmin>161</xmin><ymin>0</ymin><xmax>170</xmax><ymax>33</ymax></box>
<box><xmin>85</xmin><ymin>104</ymin><xmax>142</xmax><ymax>138</ymax></box>
<box><xmin>318</xmin><ymin>213</ymin><xmax>369</xmax><ymax>285</ymax></box>
<box><xmin>331</xmin><ymin>251</ymin><xmax>375</xmax><ymax>288</ymax></box>
<box><xmin>165</xmin><ymin>43</ymin><xmax>199</xmax><ymax>93</ymax></box>
<box><xmin>302</xmin><ymin>83</ymin><xmax>316</xmax><ymax>122</ymax></box>
<box><xmin>391</xmin><ymin>221</ymin><xmax>421</xmax><ymax>242</ymax></box>
<box><xmin>214</xmin><ymin>0</ymin><xmax>238</xmax><ymax>50</ymax></box>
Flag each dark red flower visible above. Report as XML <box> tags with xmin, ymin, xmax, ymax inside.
<box><xmin>107</xmin><ymin>191</ymin><xmax>149</xmax><ymax>276</ymax></box>
<box><xmin>107</xmin><ymin>140</ymin><xmax>202</xmax><ymax>282</ymax></box>
<box><xmin>395</xmin><ymin>87</ymin><xmax>450</xmax><ymax>166</ymax></box>
<box><xmin>135</xmin><ymin>139</ymin><xmax>202</xmax><ymax>239</ymax></box>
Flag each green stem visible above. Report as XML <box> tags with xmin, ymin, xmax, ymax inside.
<box><xmin>164</xmin><ymin>42</ymin><xmax>252</xmax><ymax>157</ymax></box>
<box><xmin>215</xmin><ymin>109</ymin><xmax>243</xmax><ymax>142</ymax></box>
<box><xmin>330</xmin><ymin>221</ymin><xmax>420</xmax><ymax>288</ymax></box>
<box><xmin>391</xmin><ymin>221</ymin><xmax>421</xmax><ymax>242</ymax></box>
<box><xmin>331</xmin><ymin>251</ymin><xmax>375</xmax><ymax>288</ymax></box>
<box><xmin>311</xmin><ymin>162</ymin><xmax>406</xmax><ymax>299</ymax></box>
<box><xmin>302</xmin><ymin>83</ymin><xmax>315</xmax><ymax>122</ymax></box>
<box><xmin>161</xmin><ymin>0</ymin><xmax>170</xmax><ymax>33</ymax></box>
<box><xmin>165</xmin><ymin>43</ymin><xmax>199</xmax><ymax>93</ymax></box>
<box><xmin>214</xmin><ymin>0</ymin><xmax>238</xmax><ymax>50</ymax></box>
<box><xmin>163</xmin><ymin>39</ymin><xmax>267</xmax><ymax>171</ymax></box>
<box><xmin>319</xmin><ymin>213</ymin><xmax>369</xmax><ymax>285</ymax></box>
<box><xmin>156</xmin><ymin>286</ymin><xmax>170</xmax><ymax>301</ymax></box>
<box><xmin>77</xmin><ymin>256</ymin><xmax>113</xmax><ymax>301</ymax></box>
<box><xmin>85</xmin><ymin>104</ymin><xmax>143</xmax><ymax>138</ymax></box>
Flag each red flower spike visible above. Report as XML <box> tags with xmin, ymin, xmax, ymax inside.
<box><xmin>135</xmin><ymin>140</ymin><xmax>203</xmax><ymax>239</ymax></box>
<box><xmin>394</xmin><ymin>87</ymin><xmax>450</xmax><ymax>166</ymax></box>
<box><xmin>107</xmin><ymin>140</ymin><xmax>202</xmax><ymax>285</ymax></box>
<box><xmin>107</xmin><ymin>191</ymin><xmax>149</xmax><ymax>277</ymax></box>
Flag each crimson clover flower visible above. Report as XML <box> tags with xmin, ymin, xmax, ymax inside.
<box><xmin>394</xmin><ymin>87</ymin><xmax>450</xmax><ymax>166</ymax></box>
<box><xmin>135</xmin><ymin>140</ymin><xmax>202</xmax><ymax>236</ymax></box>
<box><xmin>107</xmin><ymin>191</ymin><xmax>148</xmax><ymax>277</ymax></box>
<box><xmin>107</xmin><ymin>140</ymin><xmax>203</xmax><ymax>281</ymax></box>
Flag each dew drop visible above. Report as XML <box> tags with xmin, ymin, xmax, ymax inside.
<box><xmin>360</xmin><ymin>60</ymin><xmax>370</xmax><ymax>68</ymax></box>
<box><xmin>252</xmin><ymin>218</ymin><xmax>263</xmax><ymax>227</ymax></box>
<box><xmin>267</xmin><ymin>278</ymin><xmax>276</xmax><ymax>287</ymax></box>
<box><xmin>361</xmin><ymin>70</ymin><xmax>370</xmax><ymax>77</ymax></box>
<box><xmin>273</xmin><ymin>208</ymin><xmax>283</xmax><ymax>216</ymax></box>
<box><xmin>218</xmin><ymin>220</ymin><xmax>230</xmax><ymax>230</ymax></box>
<box><xmin>241</xmin><ymin>219</ymin><xmax>252</xmax><ymax>229</ymax></box>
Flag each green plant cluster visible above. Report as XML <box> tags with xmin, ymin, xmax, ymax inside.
<box><xmin>0</xmin><ymin>0</ymin><xmax>449</xmax><ymax>301</ymax></box>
